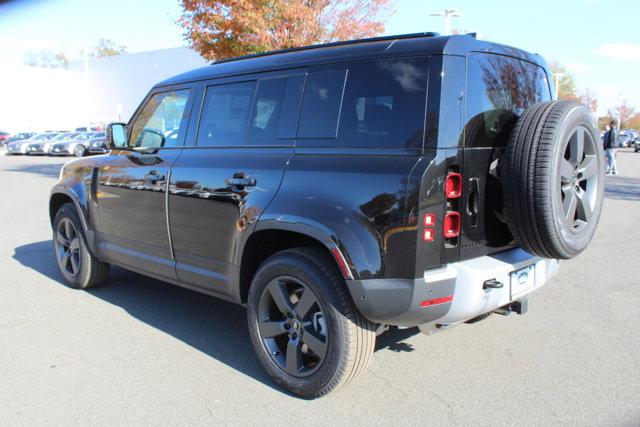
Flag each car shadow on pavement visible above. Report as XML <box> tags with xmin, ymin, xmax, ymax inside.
<box><xmin>13</xmin><ymin>240</ymin><xmax>420</xmax><ymax>394</ymax></box>
<box><xmin>604</xmin><ymin>176</ymin><xmax>640</xmax><ymax>201</ymax></box>
<box><xmin>6</xmin><ymin>162</ymin><xmax>65</xmax><ymax>179</ymax></box>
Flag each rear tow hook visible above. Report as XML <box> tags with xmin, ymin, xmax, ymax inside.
<box><xmin>494</xmin><ymin>299</ymin><xmax>528</xmax><ymax>316</ymax></box>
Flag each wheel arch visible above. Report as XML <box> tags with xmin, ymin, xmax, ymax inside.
<box><xmin>49</xmin><ymin>185</ymin><xmax>97</xmax><ymax>255</ymax></box>
<box><xmin>238</xmin><ymin>221</ymin><xmax>354</xmax><ymax>304</ymax></box>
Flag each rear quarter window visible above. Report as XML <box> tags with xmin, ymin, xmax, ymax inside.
<box><xmin>297</xmin><ymin>57</ymin><xmax>428</xmax><ymax>148</ymax></box>
<box><xmin>465</xmin><ymin>53</ymin><xmax>551</xmax><ymax>148</ymax></box>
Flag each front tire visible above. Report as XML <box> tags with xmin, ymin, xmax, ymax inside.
<box><xmin>247</xmin><ymin>247</ymin><xmax>375</xmax><ymax>398</ymax></box>
<box><xmin>53</xmin><ymin>203</ymin><xmax>109</xmax><ymax>289</ymax></box>
<box><xmin>74</xmin><ymin>145</ymin><xmax>86</xmax><ymax>157</ymax></box>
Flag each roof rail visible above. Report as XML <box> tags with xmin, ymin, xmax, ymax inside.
<box><xmin>210</xmin><ymin>32</ymin><xmax>441</xmax><ymax>65</ymax></box>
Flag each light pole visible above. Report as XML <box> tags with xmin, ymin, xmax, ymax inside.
<box><xmin>617</xmin><ymin>93</ymin><xmax>623</xmax><ymax>130</ymax></box>
<box><xmin>430</xmin><ymin>9</ymin><xmax>462</xmax><ymax>35</ymax></box>
<box><xmin>552</xmin><ymin>72</ymin><xmax>565</xmax><ymax>99</ymax></box>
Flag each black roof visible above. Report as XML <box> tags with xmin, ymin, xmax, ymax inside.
<box><xmin>158</xmin><ymin>33</ymin><xmax>546</xmax><ymax>87</ymax></box>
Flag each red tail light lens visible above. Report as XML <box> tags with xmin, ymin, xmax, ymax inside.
<box><xmin>445</xmin><ymin>172</ymin><xmax>462</xmax><ymax>199</ymax></box>
<box><xmin>423</xmin><ymin>228</ymin><xmax>435</xmax><ymax>242</ymax></box>
<box><xmin>423</xmin><ymin>213</ymin><xmax>436</xmax><ymax>227</ymax></box>
<box><xmin>443</xmin><ymin>211</ymin><xmax>461</xmax><ymax>238</ymax></box>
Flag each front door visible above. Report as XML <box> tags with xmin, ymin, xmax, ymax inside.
<box><xmin>95</xmin><ymin>87</ymin><xmax>194</xmax><ymax>280</ymax></box>
<box><xmin>168</xmin><ymin>73</ymin><xmax>304</xmax><ymax>298</ymax></box>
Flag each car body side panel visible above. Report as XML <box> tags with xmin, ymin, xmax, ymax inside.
<box><xmin>261</xmin><ymin>147</ymin><xmax>422</xmax><ymax>281</ymax></box>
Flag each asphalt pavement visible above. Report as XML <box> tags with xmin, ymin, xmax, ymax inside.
<box><xmin>0</xmin><ymin>150</ymin><xmax>638</xmax><ymax>425</ymax></box>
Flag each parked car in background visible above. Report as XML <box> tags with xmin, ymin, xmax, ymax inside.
<box><xmin>75</xmin><ymin>127</ymin><xmax>103</xmax><ymax>132</ymax></box>
<box><xmin>0</xmin><ymin>131</ymin><xmax>11</xmax><ymax>146</ymax></box>
<box><xmin>635</xmin><ymin>138</ymin><xmax>639</xmax><ymax>152</ymax></box>
<box><xmin>27</xmin><ymin>131</ymin><xmax>81</xmax><ymax>155</ymax></box>
<box><xmin>3</xmin><ymin>132</ymin><xmax>36</xmax><ymax>146</ymax></box>
<box><xmin>618</xmin><ymin>133</ymin><xmax>631</xmax><ymax>148</ymax></box>
<box><xmin>5</xmin><ymin>132</ymin><xmax>59</xmax><ymax>155</ymax></box>
<box><xmin>86</xmin><ymin>132</ymin><xmax>107</xmax><ymax>155</ymax></box>
<box><xmin>49</xmin><ymin>132</ymin><xmax>101</xmax><ymax>157</ymax></box>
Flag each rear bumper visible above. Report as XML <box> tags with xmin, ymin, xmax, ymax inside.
<box><xmin>347</xmin><ymin>248</ymin><xmax>559</xmax><ymax>328</ymax></box>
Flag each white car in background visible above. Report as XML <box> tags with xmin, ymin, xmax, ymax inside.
<box><xmin>49</xmin><ymin>132</ymin><xmax>105</xmax><ymax>157</ymax></box>
<box><xmin>5</xmin><ymin>132</ymin><xmax>59</xmax><ymax>155</ymax></box>
<box><xmin>26</xmin><ymin>132</ymin><xmax>80</xmax><ymax>155</ymax></box>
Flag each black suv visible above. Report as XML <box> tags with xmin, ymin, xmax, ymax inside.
<box><xmin>49</xmin><ymin>33</ymin><xmax>604</xmax><ymax>398</ymax></box>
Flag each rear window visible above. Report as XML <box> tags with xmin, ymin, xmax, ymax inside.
<box><xmin>297</xmin><ymin>58</ymin><xmax>428</xmax><ymax>148</ymax></box>
<box><xmin>465</xmin><ymin>53</ymin><xmax>551</xmax><ymax>148</ymax></box>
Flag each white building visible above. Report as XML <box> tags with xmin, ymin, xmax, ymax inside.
<box><xmin>0</xmin><ymin>47</ymin><xmax>208</xmax><ymax>133</ymax></box>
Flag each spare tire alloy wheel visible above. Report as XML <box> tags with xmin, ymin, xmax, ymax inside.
<box><xmin>502</xmin><ymin>101</ymin><xmax>604</xmax><ymax>259</ymax></box>
<box><xmin>560</xmin><ymin>126</ymin><xmax>599</xmax><ymax>233</ymax></box>
<box><xmin>257</xmin><ymin>276</ymin><xmax>328</xmax><ymax>377</ymax></box>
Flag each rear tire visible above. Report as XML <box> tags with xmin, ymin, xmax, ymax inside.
<box><xmin>53</xmin><ymin>203</ymin><xmax>110</xmax><ymax>289</ymax></box>
<box><xmin>502</xmin><ymin>101</ymin><xmax>604</xmax><ymax>259</ymax></box>
<box><xmin>247</xmin><ymin>247</ymin><xmax>375</xmax><ymax>398</ymax></box>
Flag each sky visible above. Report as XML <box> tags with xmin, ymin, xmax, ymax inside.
<box><xmin>0</xmin><ymin>0</ymin><xmax>639</xmax><ymax>115</ymax></box>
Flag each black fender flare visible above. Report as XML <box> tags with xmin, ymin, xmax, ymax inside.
<box><xmin>243</xmin><ymin>217</ymin><xmax>355</xmax><ymax>280</ymax></box>
<box><xmin>50</xmin><ymin>182</ymin><xmax>97</xmax><ymax>255</ymax></box>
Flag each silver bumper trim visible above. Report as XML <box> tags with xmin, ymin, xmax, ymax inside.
<box><xmin>423</xmin><ymin>248</ymin><xmax>559</xmax><ymax>326</ymax></box>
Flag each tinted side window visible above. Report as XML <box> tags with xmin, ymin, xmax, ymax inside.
<box><xmin>465</xmin><ymin>53</ymin><xmax>551</xmax><ymax>148</ymax></box>
<box><xmin>129</xmin><ymin>90</ymin><xmax>190</xmax><ymax>149</ymax></box>
<box><xmin>197</xmin><ymin>81</ymin><xmax>256</xmax><ymax>147</ymax></box>
<box><xmin>249</xmin><ymin>77</ymin><xmax>287</xmax><ymax>145</ymax></box>
<box><xmin>297</xmin><ymin>69</ymin><xmax>347</xmax><ymax>139</ymax></box>
<box><xmin>338</xmin><ymin>58</ymin><xmax>427</xmax><ymax>148</ymax></box>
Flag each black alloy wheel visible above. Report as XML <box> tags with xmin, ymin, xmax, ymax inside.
<box><xmin>52</xmin><ymin>203</ymin><xmax>110</xmax><ymax>289</ymax></box>
<box><xmin>54</xmin><ymin>217</ymin><xmax>81</xmax><ymax>281</ymax></box>
<box><xmin>257</xmin><ymin>275</ymin><xmax>328</xmax><ymax>377</ymax></box>
<box><xmin>247</xmin><ymin>247</ymin><xmax>376</xmax><ymax>398</ymax></box>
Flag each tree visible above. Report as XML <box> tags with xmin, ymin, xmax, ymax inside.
<box><xmin>625</xmin><ymin>113</ymin><xmax>640</xmax><ymax>130</ymax></box>
<box><xmin>90</xmin><ymin>38</ymin><xmax>127</xmax><ymax>57</ymax></box>
<box><xmin>608</xmin><ymin>100</ymin><xmax>636</xmax><ymax>129</ymax></box>
<box><xmin>578</xmin><ymin>88</ymin><xmax>598</xmax><ymax>113</ymax></box>
<box><xmin>549</xmin><ymin>61</ymin><xmax>579</xmax><ymax>101</ymax></box>
<box><xmin>178</xmin><ymin>0</ymin><xmax>393</xmax><ymax>61</ymax></box>
<box><xmin>597</xmin><ymin>115</ymin><xmax>615</xmax><ymax>131</ymax></box>
<box><xmin>23</xmin><ymin>49</ymin><xmax>69</xmax><ymax>69</ymax></box>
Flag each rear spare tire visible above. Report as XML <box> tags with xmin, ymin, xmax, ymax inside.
<box><xmin>502</xmin><ymin>101</ymin><xmax>604</xmax><ymax>259</ymax></box>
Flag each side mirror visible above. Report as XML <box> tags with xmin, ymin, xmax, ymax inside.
<box><xmin>106</xmin><ymin>122</ymin><xmax>127</xmax><ymax>149</ymax></box>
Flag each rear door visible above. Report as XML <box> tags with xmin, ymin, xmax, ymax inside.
<box><xmin>167</xmin><ymin>71</ymin><xmax>304</xmax><ymax>298</ymax></box>
<box><xmin>460</xmin><ymin>53</ymin><xmax>552</xmax><ymax>259</ymax></box>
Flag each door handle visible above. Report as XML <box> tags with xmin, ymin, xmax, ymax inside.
<box><xmin>467</xmin><ymin>178</ymin><xmax>480</xmax><ymax>228</ymax></box>
<box><xmin>145</xmin><ymin>172</ymin><xmax>165</xmax><ymax>183</ymax></box>
<box><xmin>225</xmin><ymin>177</ymin><xmax>256</xmax><ymax>187</ymax></box>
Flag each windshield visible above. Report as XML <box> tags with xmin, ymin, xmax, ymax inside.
<box><xmin>33</xmin><ymin>133</ymin><xmax>53</xmax><ymax>140</ymax></box>
<box><xmin>72</xmin><ymin>133</ymin><xmax>93</xmax><ymax>140</ymax></box>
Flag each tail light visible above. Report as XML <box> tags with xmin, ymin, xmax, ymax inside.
<box><xmin>422</xmin><ymin>228</ymin><xmax>435</xmax><ymax>242</ymax></box>
<box><xmin>443</xmin><ymin>211</ymin><xmax>461</xmax><ymax>238</ymax></box>
<box><xmin>423</xmin><ymin>213</ymin><xmax>436</xmax><ymax>227</ymax></box>
<box><xmin>445</xmin><ymin>172</ymin><xmax>462</xmax><ymax>199</ymax></box>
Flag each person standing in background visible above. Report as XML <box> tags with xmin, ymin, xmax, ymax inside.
<box><xmin>603</xmin><ymin>120</ymin><xmax>619</xmax><ymax>175</ymax></box>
